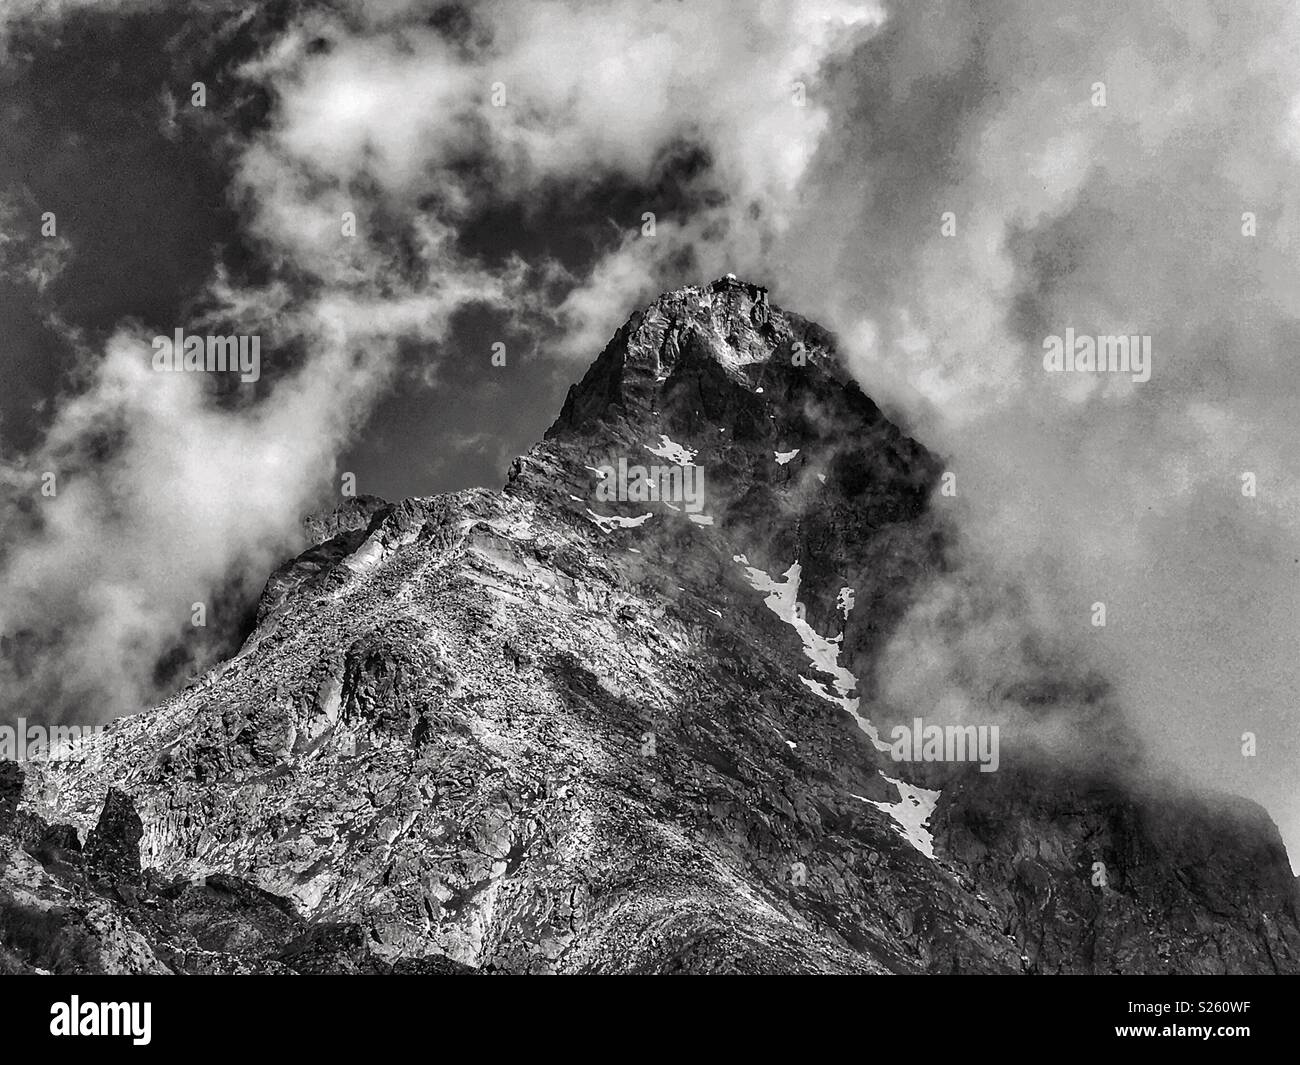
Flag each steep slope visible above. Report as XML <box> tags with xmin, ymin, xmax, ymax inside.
<box><xmin>5</xmin><ymin>277</ymin><xmax>1298</xmax><ymax>974</ymax></box>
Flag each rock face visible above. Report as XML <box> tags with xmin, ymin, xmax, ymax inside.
<box><xmin>0</xmin><ymin>761</ymin><xmax>20</xmax><ymax>834</ymax></box>
<box><xmin>83</xmin><ymin>788</ymin><xmax>144</xmax><ymax>891</ymax></box>
<box><xmin>4</xmin><ymin>277</ymin><xmax>1298</xmax><ymax>973</ymax></box>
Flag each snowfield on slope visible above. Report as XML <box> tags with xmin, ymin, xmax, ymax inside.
<box><xmin>735</xmin><ymin>555</ymin><xmax>940</xmax><ymax>861</ymax></box>
<box><xmin>854</xmin><ymin>778</ymin><xmax>941</xmax><ymax>860</ymax></box>
<box><xmin>644</xmin><ymin>435</ymin><xmax>698</xmax><ymax>466</ymax></box>
<box><xmin>585</xmin><ymin>510</ymin><xmax>654</xmax><ymax>532</ymax></box>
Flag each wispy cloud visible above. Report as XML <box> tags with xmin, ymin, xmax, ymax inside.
<box><xmin>0</xmin><ymin>0</ymin><xmax>878</xmax><ymax>725</ymax></box>
<box><xmin>2</xmin><ymin>0</ymin><xmax>1296</xmax><ymax>865</ymax></box>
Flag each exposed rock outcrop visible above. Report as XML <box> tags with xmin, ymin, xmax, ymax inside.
<box><xmin>5</xmin><ymin>278</ymin><xmax>1296</xmax><ymax>974</ymax></box>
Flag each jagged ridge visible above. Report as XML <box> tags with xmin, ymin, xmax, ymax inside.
<box><xmin>3</xmin><ymin>278</ymin><xmax>1297</xmax><ymax>974</ymax></box>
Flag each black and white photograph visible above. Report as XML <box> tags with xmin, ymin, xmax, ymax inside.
<box><xmin>0</xmin><ymin>0</ymin><xmax>1295</xmax><ymax>1041</ymax></box>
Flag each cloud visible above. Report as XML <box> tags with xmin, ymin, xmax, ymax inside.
<box><xmin>500</xmin><ymin>0</ymin><xmax>1300</xmax><ymax>865</ymax></box>
<box><xmin>0</xmin><ymin>0</ymin><xmax>879</xmax><ymax>725</ymax></box>
<box><xmin>230</xmin><ymin>0</ymin><xmax>882</xmax><ymax>346</ymax></box>
<box><xmin>0</xmin><ymin>278</ymin><xmax>504</xmax><ymax>721</ymax></box>
<box><xmin>761</xmin><ymin>0</ymin><xmax>1300</xmax><ymax>860</ymax></box>
<box><xmin>4</xmin><ymin>0</ymin><xmax>1296</xmax><ymax>868</ymax></box>
<box><xmin>0</xmin><ymin>191</ymin><xmax>72</xmax><ymax>293</ymax></box>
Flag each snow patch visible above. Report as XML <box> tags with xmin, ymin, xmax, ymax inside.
<box><xmin>798</xmin><ymin>677</ymin><xmax>883</xmax><ymax>747</ymax></box>
<box><xmin>585</xmin><ymin>510</ymin><xmax>653</xmax><ymax>532</ymax></box>
<box><xmin>644</xmin><ymin>435</ymin><xmax>698</xmax><ymax>467</ymax></box>
<box><xmin>836</xmin><ymin>587</ymin><xmax>855</xmax><ymax>618</ymax></box>
<box><xmin>738</xmin><ymin>558</ymin><xmax>889</xmax><ymax>752</ymax></box>
<box><xmin>774</xmin><ymin>449</ymin><xmax>800</xmax><ymax>465</ymax></box>
<box><xmin>855</xmin><ymin>777</ymin><xmax>940</xmax><ymax>860</ymax></box>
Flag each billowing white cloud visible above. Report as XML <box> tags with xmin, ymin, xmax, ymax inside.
<box><xmin>232</xmin><ymin>0</ymin><xmax>881</xmax><ymax>344</ymax></box>
<box><xmin>766</xmin><ymin>0</ymin><xmax>1300</xmax><ymax>862</ymax></box>
<box><xmin>0</xmin><ymin>0</ymin><xmax>879</xmax><ymax>725</ymax></box>
<box><xmin>4</xmin><ymin>0</ymin><xmax>1298</xmax><ymax>868</ymax></box>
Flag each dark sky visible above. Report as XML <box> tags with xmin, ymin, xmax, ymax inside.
<box><xmin>0</xmin><ymin>2</ymin><xmax>699</xmax><ymax>501</ymax></box>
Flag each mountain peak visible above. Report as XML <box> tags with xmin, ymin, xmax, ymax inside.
<box><xmin>7</xmin><ymin>283</ymin><xmax>1298</xmax><ymax>977</ymax></box>
<box><xmin>547</xmin><ymin>276</ymin><xmax>840</xmax><ymax>441</ymax></box>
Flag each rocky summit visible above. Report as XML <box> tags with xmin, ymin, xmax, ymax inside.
<box><xmin>3</xmin><ymin>277</ymin><xmax>1297</xmax><ymax>974</ymax></box>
